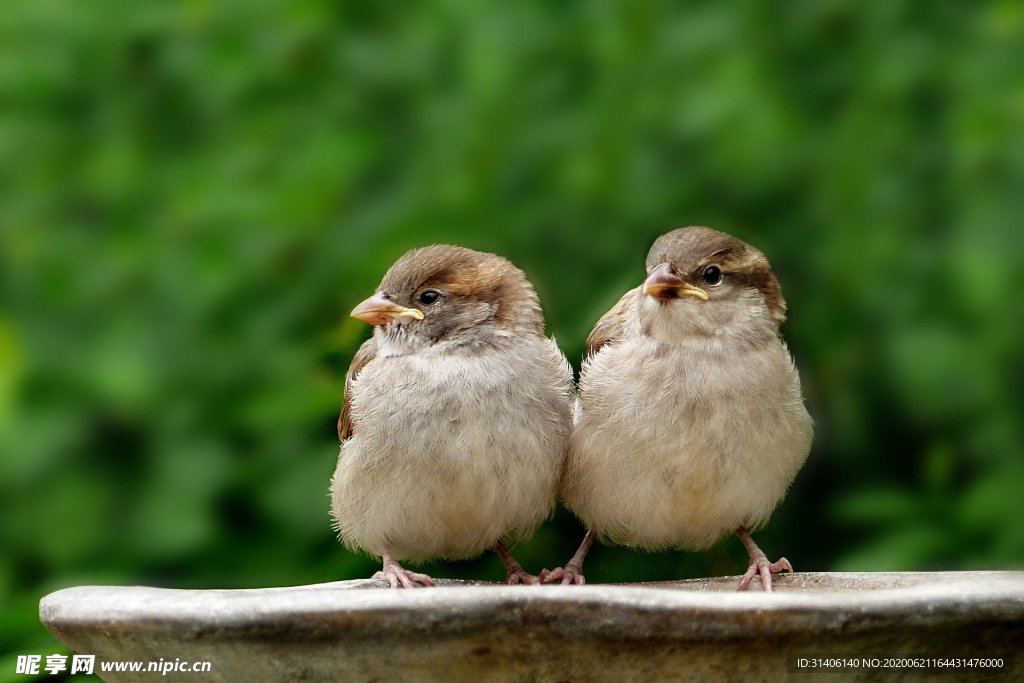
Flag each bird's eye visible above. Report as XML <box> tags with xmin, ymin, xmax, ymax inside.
<box><xmin>702</xmin><ymin>265</ymin><xmax>723</xmax><ymax>286</ymax></box>
<box><xmin>417</xmin><ymin>289</ymin><xmax>440</xmax><ymax>305</ymax></box>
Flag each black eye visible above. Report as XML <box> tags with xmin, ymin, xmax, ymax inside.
<box><xmin>702</xmin><ymin>265</ymin><xmax>722</xmax><ymax>285</ymax></box>
<box><xmin>417</xmin><ymin>289</ymin><xmax>440</xmax><ymax>305</ymax></box>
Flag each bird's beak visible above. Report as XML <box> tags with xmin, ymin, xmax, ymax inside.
<box><xmin>643</xmin><ymin>263</ymin><xmax>709</xmax><ymax>302</ymax></box>
<box><xmin>350</xmin><ymin>294</ymin><xmax>425</xmax><ymax>326</ymax></box>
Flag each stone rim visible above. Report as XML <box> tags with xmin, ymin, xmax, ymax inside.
<box><xmin>40</xmin><ymin>572</ymin><xmax>1024</xmax><ymax>642</ymax></box>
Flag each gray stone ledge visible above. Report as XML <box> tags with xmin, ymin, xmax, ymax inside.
<box><xmin>40</xmin><ymin>572</ymin><xmax>1024</xmax><ymax>682</ymax></box>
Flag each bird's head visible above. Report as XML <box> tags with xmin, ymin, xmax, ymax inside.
<box><xmin>639</xmin><ymin>226</ymin><xmax>786</xmax><ymax>344</ymax></box>
<box><xmin>351</xmin><ymin>245</ymin><xmax>544</xmax><ymax>350</ymax></box>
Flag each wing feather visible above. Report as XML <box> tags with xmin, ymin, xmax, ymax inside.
<box><xmin>337</xmin><ymin>338</ymin><xmax>377</xmax><ymax>443</ymax></box>
<box><xmin>584</xmin><ymin>287</ymin><xmax>638</xmax><ymax>360</ymax></box>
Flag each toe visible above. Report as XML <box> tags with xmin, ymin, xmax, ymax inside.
<box><xmin>560</xmin><ymin>563</ymin><xmax>586</xmax><ymax>585</ymax></box>
<box><xmin>405</xmin><ymin>571</ymin><xmax>434</xmax><ymax>587</ymax></box>
<box><xmin>507</xmin><ymin>572</ymin><xmax>540</xmax><ymax>586</ymax></box>
<box><xmin>538</xmin><ymin>568</ymin><xmax>564</xmax><ymax>584</ymax></box>
<box><xmin>562</xmin><ymin>571</ymin><xmax>585</xmax><ymax>585</ymax></box>
<box><xmin>737</xmin><ymin>563</ymin><xmax>758</xmax><ymax>591</ymax></box>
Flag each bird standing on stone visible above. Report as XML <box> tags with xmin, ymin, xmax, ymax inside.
<box><xmin>548</xmin><ymin>227</ymin><xmax>812</xmax><ymax>591</ymax></box>
<box><xmin>331</xmin><ymin>245</ymin><xmax>574</xmax><ymax>588</ymax></box>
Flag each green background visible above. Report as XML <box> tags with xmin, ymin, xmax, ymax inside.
<box><xmin>2</xmin><ymin>0</ymin><xmax>1022</xmax><ymax>674</ymax></box>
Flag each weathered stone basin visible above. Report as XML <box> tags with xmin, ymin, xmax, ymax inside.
<box><xmin>40</xmin><ymin>571</ymin><xmax>1024</xmax><ymax>681</ymax></box>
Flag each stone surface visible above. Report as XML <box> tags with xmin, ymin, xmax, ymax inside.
<box><xmin>40</xmin><ymin>572</ymin><xmax>1024</xmax><ymax>682</ymax></box>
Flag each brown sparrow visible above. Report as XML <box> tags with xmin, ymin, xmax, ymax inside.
<box><xmin>331</xmin><ymin>245</ymin><xmax>573</xmax><ymax>587</ymax></box>
<box><xmin>547</xmin><ymin>227</ymin><xmax>812</xmax><ymax>590</ymax></box>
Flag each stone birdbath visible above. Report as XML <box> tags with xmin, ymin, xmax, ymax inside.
<box><xmin>40</xmin><ymin>571</ymin><xmax>1023</xmax><ymax>681</ymax></box>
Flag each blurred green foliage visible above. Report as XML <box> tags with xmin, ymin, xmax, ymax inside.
<box><xmin>2</xmin><ymin>0</ymin><xmax>1023</xmax><ymax>670</ymax></box>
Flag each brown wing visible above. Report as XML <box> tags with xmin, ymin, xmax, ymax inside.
<box><xmin>584</xmin><ymin>287</ymin><xmax>639</xmax><ymax>360</ymax></box>
<box><xmin>337</xmin><ymin>338</ymin><xmax>377</xmax><ymax>443</ymax></box>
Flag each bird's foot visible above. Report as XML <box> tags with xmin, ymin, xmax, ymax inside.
<box><xmin>538</xmin><ymin>563</ymin><xmax>586</xmax><ymax>585</ymax></box>
<box><xmin>737</xmin><ymin>553</ymin><xmax>793</xmax><ymax>592</ymax></box>
<box><xmin>493</xmin><ymin>542</ymin><xmax>541</xmax><ymax>585</ymax></box>
<box><xmin>372</xmin><ymin>560</ymin><xmax>436</xmax><ymax>589</ymax></box>
<box><xmin>540</xmin><ymin>529</ymin><xmax>596</xmax><ymax>585</ymax></box>
<box><xmin>504</xmin><ymin>568</ymin><xmax>541</xmax><ymax>586</ymax></box>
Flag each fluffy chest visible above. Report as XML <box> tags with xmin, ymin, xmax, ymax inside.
<box><xmin>349</xmin><ymin>341</ymin><xmax>570</xmax><ymax>464</ymax></box>
<box><xmin>578</xmin><ymin>336</ymin><xmax>806</xmax><ymax>462</ymax></box>
<box><xmin>567</xmin><ymin>335</ymin><xmax>811</xmax><ymax>548</ymax></box>
<box><xmin>333</xmin><ymin>339</ymin><xmax>572</xmax><ymax>560</ymax></box>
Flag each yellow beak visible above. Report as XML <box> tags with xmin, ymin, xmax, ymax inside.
<box><xmin>350</xmin><ymin>294</ymin><xmax>425</xmax><ymax>326</ymax></box>
<box><xmin>643</xmin><ymin>263</ymin><xmax>709</xmax><ymax>301</ymax></box>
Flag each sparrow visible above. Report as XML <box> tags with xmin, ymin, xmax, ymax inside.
<box><xmin>330</xmin><ymin>245</ymin><xmax>574</xmax><ymax>588</ymax></box>
<box><xmin>546</xmin><ymin>226</ymin><xmax>812</xmax><ymax>591</ymax></box>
